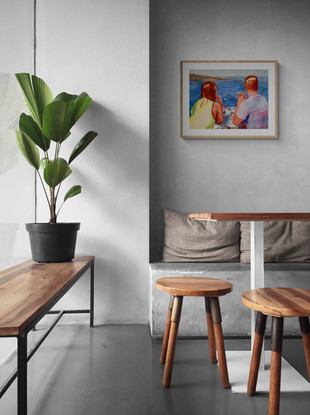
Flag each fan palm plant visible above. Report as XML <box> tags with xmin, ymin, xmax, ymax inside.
<box><xmin>15</xmin><ymin>73</ymin><xmax>97</xmax><ymax>223</ymax></box>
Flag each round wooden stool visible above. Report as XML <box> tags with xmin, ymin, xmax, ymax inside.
<box><xmin>242</xmin><ymin>287</ymin><xmax>310</xmax><ymax>415</ymax></box>
<box><xmin>156</xmin><ymin>276</ymin><xmax>232</xmax><ymax>389</ymax></box>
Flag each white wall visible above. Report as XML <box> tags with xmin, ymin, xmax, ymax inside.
<box><xmin>35</xmin><ymin>0</ymin><xmax>149</xmax><ymax>323</ymax></box>
<box><xmin>150</xmin><ymin>0</ymin><xmax>310</xmax><ymax>260</ymax></box>
<box><xmin>0</xmin><ymin>0</ymin><xmax>149</xmax><ymax>365</ymax></box>
<box><xmin>0</xmin><ymin>0</ymin><xmax>34</xmax><ymax>267</ymax></box>
<box><xmin>0</xmin><ymin>0</ymin><xmax>34</xmax><ymax>365</ymax></box>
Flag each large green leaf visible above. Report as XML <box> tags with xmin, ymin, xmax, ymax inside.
<box><xmin>15</xmin><ymin>73</ymin><xmax>40</xmax><ymax>126</ymax></box>
<box><xmin>54</xmin><ymin>92</ymin><xmax>77</xmax><ymax>102</ymax></box>
<box><xmin>54</xmin><ymin>92</ymin><xmax>92</xmax><ymax>122</ymax></box>
<box><xmin>73</xmin><ymin>92</ymin><xmax>92</xmax><ymax>122</ymax></box>
<box><xmin>19</xmin><ymin>113</ymin><xmax>50</xmax><ymax>151</ymax></box>
<box><xmin>32</xmin><ymin>75</ymin><xmax>53</xmax><ymax>124</ymax></box>
<box><xmin>40</xmin><ymin>157</ymin><xmax>50</xmax><ymax>169</ymax></box>
<box><xmin>15</xmin><ymin>130</ymin><xmax>40</xmax><ymax>170</ymax></box>
<box><xmin>15</xmin><ymin>73</ymin><xmax>53</xmax><ymax>128</ymax></box>
<box><xmin>43</xmin><ymin>158</ymin><xmax>72</xmax><ymax>188</ymax></box>
<box><xmin>64</xmin><ymin>185</ymin><xmax>82</xmax><ymax>202</ymax></box>
<box><xmin>42</xmin><ymin>100</ymin><xmax>76</xmax><ymax>143</ymax></box>
<box><xmin>42</xmin><ymin>92</ymin><xmax>93</xmax><ymax>143</ymax></box>
<box><xmin>54</xmin><ymin>92</ymin><xmax>92</xmax><ymax>120</ymax></box>
<box><xmin>69</xmin><ymin>131</ymin><xmax>98</xmax><ymax>164</ymax></box>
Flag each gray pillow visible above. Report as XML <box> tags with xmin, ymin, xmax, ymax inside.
<box><xmin>240</xmin><ymin>221</ymin><xmax>310</xmax><ymax>263</ymax></box>
<box><xmin>163</xmin><ymin>210</ymin><xmax>240</xmax><ymax>262</ymax></box>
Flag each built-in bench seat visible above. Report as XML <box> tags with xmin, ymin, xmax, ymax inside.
<box><xmin>149</xmin><ymin>262</ymin><xmax>310</xmax><ymax>338</ymax></box>
<box><xmin>150</xmin><ymin>210</ymin><xmax>310</xmax><ymax>338</ymax></box>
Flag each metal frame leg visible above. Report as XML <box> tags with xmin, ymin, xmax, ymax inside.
<box><xmin>17</xmin><ymin>334</ymin><xmax>27</xmax><ymax>415</ymax></box>
<box><xmin>90</xmin><ymin>263</ymin><xmax>94</xmax><ymax>327</ymax></box>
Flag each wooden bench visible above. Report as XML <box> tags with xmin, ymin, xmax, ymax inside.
<box><xmin>0</xmin><ymin>256</ymin><xmax>95</xmax><ymax>415</ymax></box>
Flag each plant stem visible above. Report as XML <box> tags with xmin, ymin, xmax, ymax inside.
<box><xmin>54</xmin><ymin>142</ymin><xmax>61</xmax><ymax>161</ymax></box>
<box><xmin>37</xmin><ymin>170</ymin><xmax>51</xmax><ymax>208</ymax></box>
<box><xmin>56</xmin><ymin>201</ymin><xmax>65</xmax><ymax>217</ymax></box>
<box><xmin>49</xmin><ymin>187</ymin><xmax>57</xmax><ymax>223</ymax></box>
<box><xmin>55</xmin><ymin>182</ymin><xmax>62</xmax><ymax>205</ymax></box>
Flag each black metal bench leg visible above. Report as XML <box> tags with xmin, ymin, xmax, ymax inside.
<box><xmin>90</xmin><ymin>262</ymin><xmax>95</xmax><ymax>327</ymax></box>
<box><xmin>17</xmin><ymin>334</ymin><xmax>27</xmax><ymax>415</ymax></box>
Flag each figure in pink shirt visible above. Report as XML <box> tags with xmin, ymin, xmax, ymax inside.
<box><xmin>233</xmin><ymin>75</ymin><xmax>268</xmax><ymax>129</ymax></box>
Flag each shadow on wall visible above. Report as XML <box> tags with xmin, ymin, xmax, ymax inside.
<box><xmin>82</xmin><ymin>102</ymin><xmax>148</xmax><ymax>223</ymax></box>
<box><xmin>0</xmin><ymin>223</ymin><xmax>18</xmax><ymax>269</ymax></box>
<box><xmin>74</xmin><ymin>102</ymin><xmax>149</xmax><ymax>323</ymax></box>
<box><xmin>0</xmin><ymin>73</ymin><xmax>24</xmax><ymax>176</ymax></box>
<box><xmin>78</xmin><ymin>237</ymin><xmax>148</xmax><ymax>323</ymax></box>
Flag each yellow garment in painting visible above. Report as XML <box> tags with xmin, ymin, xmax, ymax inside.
<box><xmin>189</xmin><ymin>98</ymin><xmax>215</xmax><ymax>129</ymax></box>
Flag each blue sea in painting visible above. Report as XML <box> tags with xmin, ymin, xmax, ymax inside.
<box><xmin>189</xmin><ymin>76</ymin><xmax>268</xmax><ymax>125</ymax></box>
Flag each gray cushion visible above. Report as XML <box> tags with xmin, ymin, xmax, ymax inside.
<box><xmin>163</xmin><ymin>210</ymin><xmax>240</xmax><ymax>262</ymax></box>
<box><xmin>240</xmin><ymin>221</ymin><xmax>310</xmax><ymax>263</ymax></box>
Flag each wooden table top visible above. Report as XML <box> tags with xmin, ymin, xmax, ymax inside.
<box><xmin>0</xmin><ymin>256</ymin><xmax>94</xmax><ymax>336</ymax></box>
<box><xmin>242</xmin><ymin>288</ymin><xmax>310</xmax><ymax>317</ymax></box>
<box><xmin>156</xmin><ymin>277</ymin><xmax>232</xmax><ymax>297</ymax></box>
<box><xmin>188</xmin><ymin>213</ymin><xmax>310</xmax><ymax>221</ymax></box>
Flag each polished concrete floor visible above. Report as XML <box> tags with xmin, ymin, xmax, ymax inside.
<box><xmin>0</xmin><ymin>323</ymin><xmax>309</xmax><ymax>414</ymax></box>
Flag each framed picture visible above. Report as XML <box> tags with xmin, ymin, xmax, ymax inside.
<box><xmin>180</xmin><ymin>60</ymin><xmax>278</xmax><ymax>139</ymax></box>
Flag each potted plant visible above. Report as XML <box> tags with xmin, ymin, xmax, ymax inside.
<box><xmin>15</xmin><ymin>73</ymin><xmax>97</xmax><ymax>262</ymax></box>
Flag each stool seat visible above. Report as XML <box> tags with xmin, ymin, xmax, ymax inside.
<box><xmin>156</xmin><ymin>276</ymin><xmax>232</xmax><ymax>297</ymax></box>
<box><xmin>243</xmin><ymin>287</ymin><xmax>310</xmax><ymax>317</ymax></box>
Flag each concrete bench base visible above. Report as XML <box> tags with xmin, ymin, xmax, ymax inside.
<box><xmin>149</xmin><ymin>262</ymin><xmax>310</xmax><ymax>338</ymax></box>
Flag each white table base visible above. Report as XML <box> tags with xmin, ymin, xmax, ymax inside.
<box><xmin>226</xmin><ymin>221</ymin><xmax>310</xmax><ymax>393</ymax></box>
<box><xmin>226</xmin><ymin>350</ymin><xmax>310</xmax><ymax>394</ymax></box>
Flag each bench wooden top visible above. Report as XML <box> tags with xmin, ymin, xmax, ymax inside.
<box><xmin>156</xmin><ymin>277</ymin><xmax>232</xmax><ymax>297</ymax></box>
<box><xmin>0</xmin><ymin>256</ymin><xmax>94</xmax><ymax>336</ymax></box>
<box><xmin>242</xmin><ymin>288</ymin><xmax>310</xmax><ymax>317</ymax></box>
<box><xmin>188</xmin><ymin>213</ymin><xmax>310</xmax><ymax>221</ymax></box>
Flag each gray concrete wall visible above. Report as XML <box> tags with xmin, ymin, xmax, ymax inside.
<box><xmin>150</xmin><ymin>0</ymin><xmax>310</xmax><ymax>261</ymax></box>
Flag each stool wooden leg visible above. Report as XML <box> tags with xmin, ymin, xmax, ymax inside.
<box><xmin>269</xmin><ymin>316</ymin><xmax>283</xmax><ymax>415</ymax></box>
<box><xmin>205</xmin><ymin>297</ymin><xmax>217</xmax><ymax>363</ymax></box>
<box><xmin>247</xmin><ymin>311</ymin><xmax>267</xmax><ymax>396</ymax></box>
<box><xmin>210</xmin><ymin>297</ymin><xmax>230</xmax><ymax>389</ymax></box>
<box><xmin>299</xmin><ymin>317</ymin><xmax>310</xmax><ymax>381</ymax></box>
<box><xmin>160</xmin><ymin>295</ymin><xmax>174</xmax><ymax>364</ymax></box>
<box><xmin>162</xmin><ymin>296</ymin><xmax>183</xmax><ymax>388</ymax></box>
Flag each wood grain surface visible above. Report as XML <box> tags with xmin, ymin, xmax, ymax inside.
<box><xmin>242</xmin><ymin>287</ymin><xmax>310</xmax><ymax>317</ymax></box>
<box><xmin>156</xmin><ymin>277</ymin><xmax>232</xmax><ymax>297</ymax></box>
<box><xmin>188</xmin><ymin>212</ymin><xmax>310</xmax><ymax>221</ymax></box>
<box><xmin>0</xmin><ymin>256</ymin><xmax>94</xmax><ymax>336</ymax></box>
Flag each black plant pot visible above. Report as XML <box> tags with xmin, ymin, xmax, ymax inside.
<box><xmin>26</xmin><ymin>223</ymin><xmax>80</xmax><ymax>263</ymax></box>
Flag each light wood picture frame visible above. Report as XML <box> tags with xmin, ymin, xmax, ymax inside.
<box><xmin>180</xmin><ymin>60</ymin><xmax>278</xmax><ymax>139</ymax></box>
